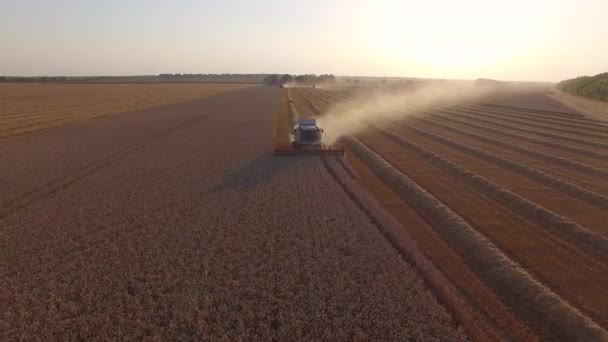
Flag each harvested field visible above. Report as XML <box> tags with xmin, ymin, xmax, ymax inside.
<box><xmin>296</xmin><ymin>86</ymin><xmax>608</xmax><ymax>340</ymax></box>
<box><xmin>550</xmin><ymin>90</ymin><xmax>608</xmax><ymax>121</ymax></box>
<box><xmin>0</xmin><ymin>85</ymin><xmax>466</xmax><ymax>340</ymax></box>
<box><xmin>0</xmin><ymin>83</ymin><xmax>250</xmax><ymax>137</ymax></box>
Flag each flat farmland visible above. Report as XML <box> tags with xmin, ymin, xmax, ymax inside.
<box><xmin>0</xmin><ymin>83</ymin><xmax>251</xmax><ymax>137</ymax></box>
<box><xmin>0</xmin><ymin>85</ymin><xmax>465</xmax><ymax>340</ymax></box>
<box><xmin>5</xmin><ymin>79</ymin><xmax>608</xmax><ymax>340</ymax></box>
<box><xmin>291</xmin><ymin>86</ymin><xmax>608</xmax><ymax>340</ymax></box>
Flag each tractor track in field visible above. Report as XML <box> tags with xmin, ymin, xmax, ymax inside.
<box><xmin>0</xmin><ymin>113</ymin><xmax>212</xmax><ymax>220</ymax></box>
<box><xmin>7</xmin><ymin>90</ymin><xmax>288</xmax><ymax>278</ymax></box>
<box><xmin>12</xmin><ymin>89</ymin><xmax>286</xmax><ymax>277</ymax></box>
<box><xmin>0</xmin><ymin>103</ymin><xmax>111</xmax><ymax>122</ymax></box>
<box><xmin>1</xmin><ymin>109</ymin><xmax>131</xmax><ymax>137</ymax></box>
<box><xmin>305</xmin><ymin>87</ymin><xmax>608</xmax><ymax>335</ymax></box>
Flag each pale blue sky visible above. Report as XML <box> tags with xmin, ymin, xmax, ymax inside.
<box><xmin>1</xmin><ymin>0</ymin><xmax>607</xmax><ymax>81</ymax></box>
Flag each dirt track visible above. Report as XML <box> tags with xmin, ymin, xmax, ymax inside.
<box><xmin>0</xmin><ymin>86</ymin><xmax>465</xmax><ymax>340</ymax></box>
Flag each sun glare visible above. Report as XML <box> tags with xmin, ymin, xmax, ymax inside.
<box><xmin>370</xmin><ymin>0</ymin><xmax>548</xmax><ymax>75</ymax></box>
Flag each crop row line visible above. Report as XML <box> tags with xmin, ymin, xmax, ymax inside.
<box><xmin>395</xmin><ymin>120</ymin><xmax>608</xmax><ymax>209</ymax></box>
<box><xmin>431</xmin><ymin>107</ymin><xmax>608</xmax><ymax>149</ymax></box>
<box><xmin>343</xmin><ymin>134</ymin><xmax>608</xmax><ymax>341</ymax></box>
<box><xmin>465</xmin><ymin>105</ymin><xmax>608</xmax><ymax>132</ymax></box>
<box><xmin>413</xmin><ymin>113</ymin><xmax>608</xmax><ymax>177</ymax></box>
<box><xmin>301</xmin><ymin>88</ymin><xmax>332</xmax><ymax>105</ymax></box>
<box><xmin>318</xmin><ymin>89</ymin><xmax>351</xmax><ymax>100</ymax></box>
<box><xmin>293</xmin><ymin>88</ymin><xmax>321</xmax><ymax>115</ymax></box>
<box><xmin>447</xmin><ymin>107</ymin><xmax>608</xmax><ymax>139</ymax></box>
<box><xmin>476</xmin><ymin>102</ymin><xmax>585</xmax><ymax>118</ymax></box>
<box><xmin>313</xmin><ymin>90</ymin><xmax>607</xmax><ymax>178</ymax></box>
<box><xmin>0</xmin><ymin>102</ymin><xmax>115</xmax><ymax>121</ymax></box>
<box><xmin>376</xmin><ymin>126</ymin><xmax>608</xmax><ymax>259</ymax></box>
<box><xmin>417</xmin><ymin>112</ymin><xmax>606</xmax><ymax>160</ymax></box>
<box><xmin>321</xmin><ymin>155</ymin><xmax>503</xmax><ymax>340</ymax></box>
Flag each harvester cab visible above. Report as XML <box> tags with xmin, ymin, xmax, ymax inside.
<box><xmin>274</xmin><ymin>118</ymin><xmax>344</xmax><ymax>156</ymax></box>
<box><xmin>293</xmin><ymin>118</ymin><xmax>323</xmax><ymax>146</ymax></box>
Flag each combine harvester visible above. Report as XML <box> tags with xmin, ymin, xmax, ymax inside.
<box><xmin>274</xmin><ymin>118</ymin><xmax>344</xmax><ymax>156</ymax></box>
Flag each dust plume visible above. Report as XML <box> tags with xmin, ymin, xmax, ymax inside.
<box><xmin>318</xmin><ymin>81</ymin><xmax>496</xmax><ymax>144</ymax></box>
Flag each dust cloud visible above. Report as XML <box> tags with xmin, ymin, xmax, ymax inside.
<box><xmin>318</xmin><ymin>82</ymin><xmax>495</xmax><ymax>144</ymax></box>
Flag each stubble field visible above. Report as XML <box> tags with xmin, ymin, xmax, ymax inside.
<box><xmin>283</xmin><ymin>85</ymin><xmax>608</xmax><ymax>340</ymax></box>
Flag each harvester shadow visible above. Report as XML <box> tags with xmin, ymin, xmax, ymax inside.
<box><xmin>209</xmin><ymin>152</ymin><xmax>311</xmax><ymax>193</ymax></box>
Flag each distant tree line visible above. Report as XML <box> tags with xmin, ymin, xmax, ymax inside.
<box><xmin>263</xmin><ymin>74</ymin><xmax>336</xmax><ymax>86</ymax></box>
<box><xmin>158</xmin><ymin>73</ymin><xmax>268</xmax><ymax>78</ymax></box>
<box><xmin>0</xmin><ymin>76</ymin><xmax>69</xmax><ymax>82</ymax></box>
<box><xmin>558</xmin><ymin>72</ymin><xmax>608</xmax><ymax>101</ymax></box>
<box><xmin>0</xmin><ymin>74</ymin><xmax>270</xmax><ymax>83</ymax></box>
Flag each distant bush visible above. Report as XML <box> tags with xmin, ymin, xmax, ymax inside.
<box><xmin>263</xmin><ymin>74</ymin><xmax>336</xmax><ymax>86</ymax></box>
<box><xmin>263</xmin><ymin>74</ymin><xmax>292</xmax><ymax>85</ymax></box>
<box><xmin>558</xmin><ymin>72</ymin><xmax>608</xmax><ymax>101</ymax></box>
<box><xmin>279</xmin><ymin>74</ymin><xmax>293</xmax><ymax>84</ymax></box>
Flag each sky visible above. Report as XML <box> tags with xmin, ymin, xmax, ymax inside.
<box><xmin>1</xmin><ymin>0</ymin><xmax>607</xmax><ymax>81</ymax></box>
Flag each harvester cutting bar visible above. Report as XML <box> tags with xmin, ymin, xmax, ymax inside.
<box><xmin>274</xmin><ymin>145</ymin><xmax>345</xmax><ymax>156</ymax></box>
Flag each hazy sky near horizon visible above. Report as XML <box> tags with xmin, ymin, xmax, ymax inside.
<box><xmin>1</xmin><ymin>0</ymin><xmax>606</xmax><ymax>81</ymax></box>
